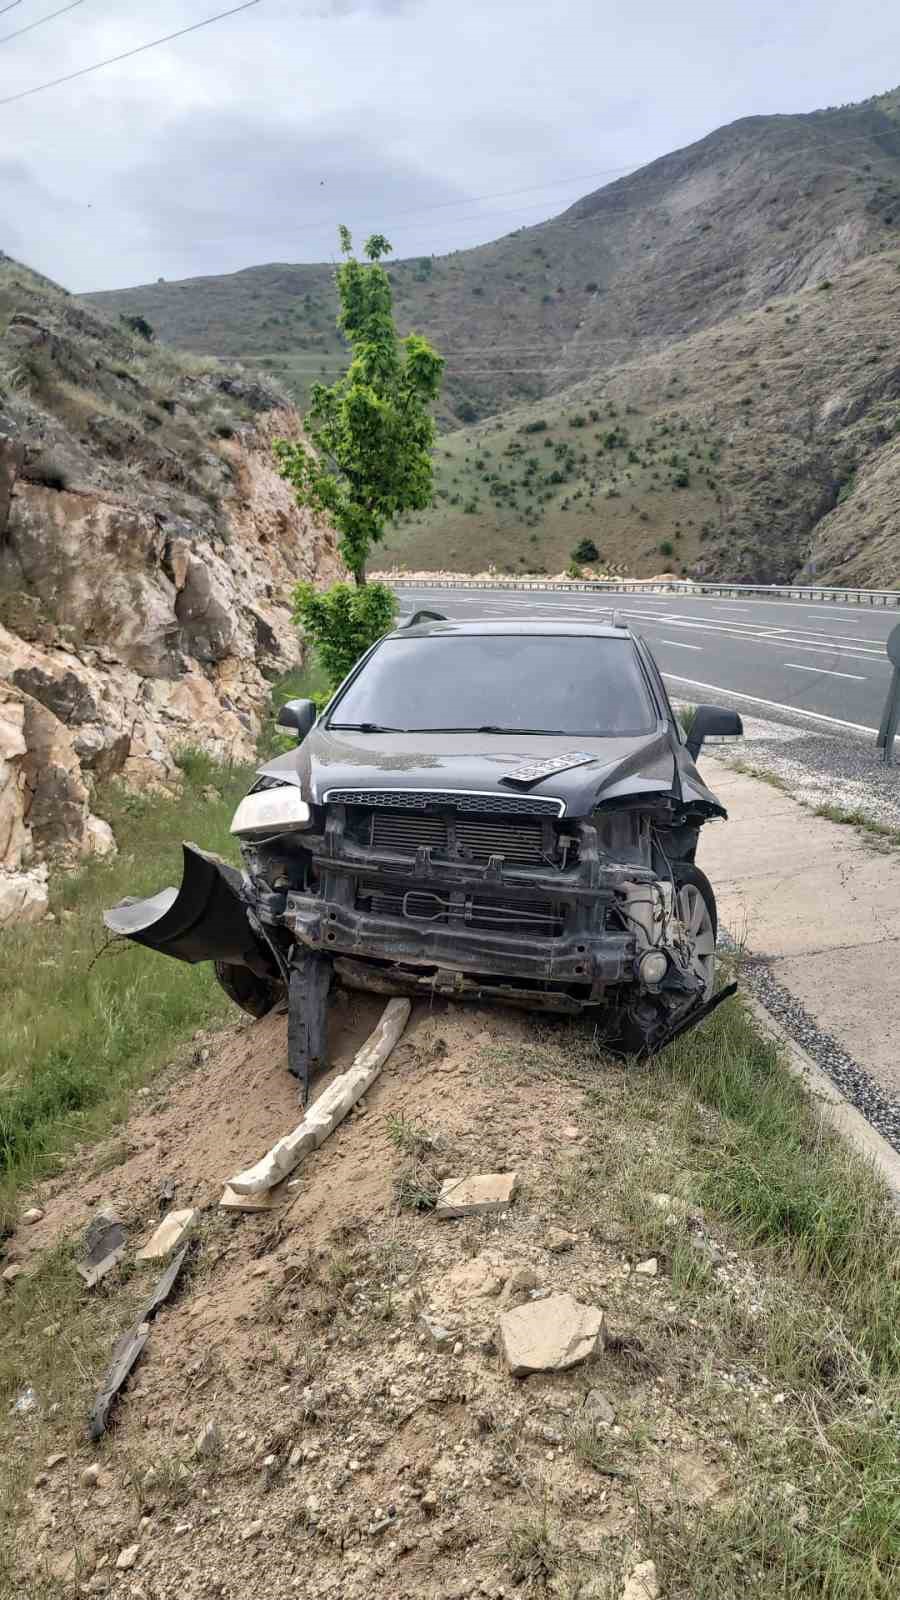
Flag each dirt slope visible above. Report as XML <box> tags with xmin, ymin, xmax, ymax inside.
<box><xmin>2</xmin><ymin>989</ymin><xmax>851</xmax><ymax>1600</ymax></box>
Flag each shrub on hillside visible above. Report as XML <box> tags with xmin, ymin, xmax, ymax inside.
<box><xmin>120</xmin><ymin>313</ymin><xmax>155</xmax><ymax>343</ymax></box>
<box><xmin>572</xmin><ymin>538</ymin><xmax>599</xmax><ymax>564</ymax></box>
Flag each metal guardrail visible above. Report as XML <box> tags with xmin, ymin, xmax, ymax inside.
<box><xmin>387</xmin><ymin>578</ymin><xmax>900</xmax><ymax>607</ymax></box>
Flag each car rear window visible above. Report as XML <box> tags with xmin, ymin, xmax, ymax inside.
<box><xmin>329</xmin><ymin>634</ymin><xmax>657</xmax><ymax>736</ymax></box>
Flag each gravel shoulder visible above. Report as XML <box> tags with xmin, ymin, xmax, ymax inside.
<box><xmin>677</xmin><ymin>701</ymin><xmax>900</xmax><ymax>838</ymax></box>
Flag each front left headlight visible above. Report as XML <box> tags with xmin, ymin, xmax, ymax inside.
<box><xmin>230</xmin><ymin>785</ymin><xmax>312</xmax><ymax>838</ymax></box>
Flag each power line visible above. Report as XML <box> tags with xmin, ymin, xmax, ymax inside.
<box><xmin>106</xmin><ymin>125</ymin><xmax>900</xmax><ymax>255</ymax></box>
<box><xmin>0</xmin><ymin>0</ymin><xmax>86</xmax><ymax>46</ymax></box>
<box><xmin>0</xmin><ymin>0</ymin><xmax>263</xmax><ymax>104</ymax></box>
<box><xmin>178</xmin><ymin>163</ymin><xmax>643</xmax><ymax>248</ymax></box>
<box><xmin>0</xmin><ymin>1</ymin><xmax>24</xmax><ymax>17</ymax></box>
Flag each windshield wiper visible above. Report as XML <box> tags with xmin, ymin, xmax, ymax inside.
<box><xmin>328</xmin><ymin>722</ymin><xmax>406</xmax><ymax>734</ymax></box>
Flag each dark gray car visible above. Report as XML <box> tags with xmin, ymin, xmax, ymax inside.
<box><xmin>106</xmin><ymin>615</ymin><xmax>741</xmax><ymax>1095</ymax></box>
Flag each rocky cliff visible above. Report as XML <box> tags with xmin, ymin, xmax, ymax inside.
<box><xmin>0</xmin><ymin>257</ymin><xmax>342</xmax><ymax>927</ymax></box>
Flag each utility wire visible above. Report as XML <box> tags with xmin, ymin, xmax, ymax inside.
<box><xmin>0</xmin><ymin>0</ymin><xmax>86</xmax><ymax>45</ymax></box>
<box><xmin>129</xmin><ymin>125</ymin><xmax>900</xmax><ymax>253</ymax></box>
<box><xmin>104</xmin><ymin>125</ymin><xmax>900</xmax><ymax>262</ymax></box>
<box><xmin>0</xmin><ymin>0</ymin><xmax>263</xmax><ymax>104</ymax></box>
<box><xmin>0</xmin><ymin>1</ymin><xmax>24</xmax><ymax>18</ymax></box>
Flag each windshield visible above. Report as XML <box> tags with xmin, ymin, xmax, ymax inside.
<box><xmin>329</xmin><ymin>634</ymin><xmax>658</xmax><ymax>737</ymax></box>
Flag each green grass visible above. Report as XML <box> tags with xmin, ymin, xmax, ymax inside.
<box><xmin>0</xmin><ymin>753</ymin><xmax>255</xmax><ymax>1226</ymax></box>
<box><xmin>385</xmin><ymin>1111</ymin><xmax>440</xmax><ymax>1158</ymax></box>
<box><xmin>663</xmin><ymin>997</ymin><xmax>900</xmax><ymax>1375</ymax></box>
<box><xmin>813</xmin><ymin>802</ymin><xmax>900</xmax><ymax>849</ymax></box>
<box><xmin>556</xmin><ymin>993</ymin><xmax>900</xmax><ymax>1597</ymax></box>
<box><xmin>257</xmin><ymin>656</ymin><xmax>332</xmax><ymax>760</ymax></box>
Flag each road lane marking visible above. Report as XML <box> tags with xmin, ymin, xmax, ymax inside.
<box><xmin>784</xmin><ymin>663</ymin><xmax>866</xmax><ymax>681</ymax></box>
<box><xmin>661</xmin><ymin>639</ymin><xmax>702</xmax><ymax>649</ymax></box>
<box><xmin>662</xmin><ymin>674</ymin><xmax>878</xmax><ymax>734</ymax></box>
<box><xmin>766</xmin><ymin>640</ymin><xmax>887</xmax><ymax>665</ymax></box>
<box><xmin>618</xmin><ymin>611</ymin><xmax>887</xmax><ymax>654</ymax></box>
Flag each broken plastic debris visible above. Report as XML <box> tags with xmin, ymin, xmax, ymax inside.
<box><xmin>77</xmin><ymin>1208</ymin><xmax>127</xmax><ymax>1289</ymax></box>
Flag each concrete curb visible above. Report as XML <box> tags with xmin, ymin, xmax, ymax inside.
<box><xmin>745</xmin><ymin>993</ymin><xmax>900</xmax><ymax>1211</ymax></box>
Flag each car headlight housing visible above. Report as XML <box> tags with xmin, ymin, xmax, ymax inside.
<box><xmin>230</xmin><ymin>785</ymin><xmax>312</xmax><ymax>839</ymax></box>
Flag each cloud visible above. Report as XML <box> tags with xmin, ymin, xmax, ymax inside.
<box><xmin>96</xmin><ymin>108</ymin><xmax>470</xmax><ymax>283</ymax></box>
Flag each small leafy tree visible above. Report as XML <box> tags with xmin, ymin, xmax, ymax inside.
<box><xmin>292</xmin><ymin>581</ymin><xmax>397</xmax><ymax>692</ymax></box>
<box><xmin>275</xmin><ymin>227</ymin><xmax>444</xmax><ymax>585</ymax></box>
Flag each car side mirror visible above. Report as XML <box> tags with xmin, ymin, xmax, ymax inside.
<box><xmin>685</xmin><ymin>704</ymin><xmax>743</xmax><ymax>760</ymax></box>
<box><xmin>276</xmin><ymin>698</ymin><xmax>317</xmax><ymax>742</ymax></box>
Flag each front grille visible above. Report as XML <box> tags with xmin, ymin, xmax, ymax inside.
<box><xmin>356</xmin><ymin>880</ymin><xmax>565</xmax><ymax>938</ymax></box>
<box><xmin>367</xmin><ymin>811</ymin><xmax>548</xmax><ymax>865</ymax></box>
<box><xmin>325</xmin><ymin>787</ymin><xmax>564</xmax><ymax>818</ymax></box>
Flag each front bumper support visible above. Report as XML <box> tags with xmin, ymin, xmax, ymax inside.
<box><xmin>272</xmin><ymin>814</ymin><xmax>647</xmax><ymax>995</ymax></box>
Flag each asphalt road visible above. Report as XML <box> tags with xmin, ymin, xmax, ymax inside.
<box><xmin>393</xmin><ymin>586</ymin><xmax>899</xmax><ymax>732</ymax></box>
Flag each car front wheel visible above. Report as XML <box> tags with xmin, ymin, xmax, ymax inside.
<box><xmin>213</xmin><ymin>961</ymin><xmax>283</xmax><ymax>1019</ymax></box>
<box><xmin>672</xmin><ymin>861</ymin><xmax>717</xmax><ymax>1001</ymax></box>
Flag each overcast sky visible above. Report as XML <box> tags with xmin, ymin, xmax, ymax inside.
<box><xmin>3</xmin><ymin>0</ymin><xmax>900</xmax><ymax>291</ymax></box>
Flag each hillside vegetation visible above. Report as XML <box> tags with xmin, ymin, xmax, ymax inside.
<box><xmin>84</xmin><ymin>88</ymin><xmax>900</xmax><ymax>583</ymax></box>
<box><xmin>381</xmin><ymin>248</ymin><xmax>900</xmax><ymax>583</ymax></box>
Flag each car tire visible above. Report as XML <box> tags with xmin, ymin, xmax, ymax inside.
<box><xmin>213</xmin><ymin>960</ymin><xmax>282</xmax><ymax>1019</ymax></box>
<box><xmin>671</xmin><ymin>860</ymin><xmax>717</xmax><ymax>999</ymax></box>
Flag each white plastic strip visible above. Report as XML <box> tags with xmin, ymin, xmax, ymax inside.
<box><xmin>227</xmin><ymin>998</ymin><xmax>411</xmax><ymax>1195</ymax></box>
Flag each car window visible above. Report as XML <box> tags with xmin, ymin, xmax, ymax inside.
<box><xmin>329</xmin><ymin>634</ymin><xmax>657</xmax><ymax>737</ymax></box>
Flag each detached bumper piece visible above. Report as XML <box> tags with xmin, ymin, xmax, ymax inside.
<box><xmin>647</xmin><ymin>981</ymin><xmax>738</xmax><ymax>1055</ymax></box>
<box><xmin>103</xmin><ymin>843</ymin><xmax>274</xmax><ymax>976</ymax></box>
<box><xmin>605</xmin><ymin>981</ymin><xmax>739</xmax><ymax>1061</ymax></box>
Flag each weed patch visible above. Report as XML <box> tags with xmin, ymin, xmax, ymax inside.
<box><xmin>0</xmin><ymin>759</ymin><xmax>253</xmax><ymax>1223</ymax></box>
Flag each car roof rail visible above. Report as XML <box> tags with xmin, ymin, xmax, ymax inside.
<box><xmin>403</xmin><ymin>608</ymin><xmax>448</xmax><ymax>627</ymax></box>
<box><xmin>611</xmin><ymin>609</ymin><xmax>629</xmax><ymax>630</ymax></box>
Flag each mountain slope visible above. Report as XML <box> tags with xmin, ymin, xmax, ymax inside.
<box><xmin>85</xmin><ymin>90</ymin><xmax>900</xmax><ymax>429</ymax></box>
<box><xmin>378</xmin><ymin>246</ymin><xmax>900</xmax><ymax>585</ymax></box>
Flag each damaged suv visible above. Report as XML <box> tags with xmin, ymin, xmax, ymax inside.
<box><xmin>106</xmin><ymin>615</ymin><xmax>741</xmax><ymax>1095</ymax></box>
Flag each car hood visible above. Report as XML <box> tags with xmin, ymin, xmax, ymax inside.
<box><xmin>257</xmin><ymin>726</ymin><xmax>725</xmax><ymax>818</ymax></box>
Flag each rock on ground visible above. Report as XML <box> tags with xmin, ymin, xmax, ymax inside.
<box><xmin>621</xmin><ymin>1559</ymin><xmax>661</xmax><ymax>1600</ymax></box>
<box><xmin>435</xmin><ymin>1172</ymin><xmax>518</xmax><ymax>1218</ymax></box>
<box><xmin>545</xmin><ymin>1226</ymin><xmax>576</xmax><ymax>1253</ymax></box>
<box><xmin>135</xmin><ymin>1207</ymin><xmax>198</xmax><ymax>1262</ymax></box>
<box><xmin>499</xmin><ymin>1292</ymin><xmax>606</xmax><ymax>1376</ymax></box>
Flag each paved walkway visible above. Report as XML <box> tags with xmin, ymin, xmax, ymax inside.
<box><xmin>699</xmin><ymin>759</ymin><xmax>900</xmax><ymax>1101</ymax></box>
